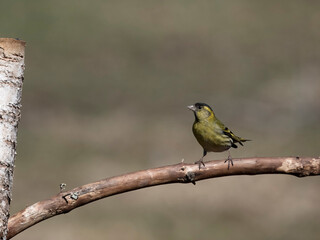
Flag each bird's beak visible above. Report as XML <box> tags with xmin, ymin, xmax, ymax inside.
<box><xmin>187</xmin><ymin>104</ymin><xmax>197</xmax><ymax>112</ymax></box>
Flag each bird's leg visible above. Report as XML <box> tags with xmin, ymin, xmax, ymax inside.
<box><xmin>224</xmin><ymin>150</ymin><xmax>234</xmax><ymax>170</ymax></box>
<box><xmin>195</xmin><ymin>150</ymin><xmax>207</xmax><ymax>169</ymax></box>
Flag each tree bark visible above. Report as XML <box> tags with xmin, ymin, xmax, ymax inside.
<box><xmin>7</xmin><ymin>156</ymin><xmax>320</xmax><ymax>239</ymax></box>
<box><xmin>0</xmin><ymin>38</ymin><xmax>26</xmax><ymax>239</ymax></box>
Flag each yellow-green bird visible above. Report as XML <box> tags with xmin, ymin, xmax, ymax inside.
<box><xmin>188</xmin><ymin>102</ymin><xmax>250</xmax><ymax>169</ymax></box>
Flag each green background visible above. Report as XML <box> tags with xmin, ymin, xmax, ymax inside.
<box><xmin>2</xmin><ymin>0</ymin><xmax>320</xmax><ymax>239</ymax></box>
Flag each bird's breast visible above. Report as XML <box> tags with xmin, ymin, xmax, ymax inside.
<box><xmin>192</xmin><ymin>121</ymin><xmax>231</xmax><ymax>152</ymax></box>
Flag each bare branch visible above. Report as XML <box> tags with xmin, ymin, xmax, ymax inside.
<box><xmin>8</xmin><ymin>156</ymin><xmax>320</xmax><ymax>239</ymax></box>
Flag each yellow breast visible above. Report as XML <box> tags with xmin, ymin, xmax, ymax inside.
<box><xmin>192</xmin><ymin>121</ymin><xmax>231</xmax><ymax>152</ymax></box>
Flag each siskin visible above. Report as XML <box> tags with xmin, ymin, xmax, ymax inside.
<box><xmin>188</xmin><ymin>102</ymin><xmax>250</xmax><ymax>169</ymax></box>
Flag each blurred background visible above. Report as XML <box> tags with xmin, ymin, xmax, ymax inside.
<box><xmin>2</xmin><ymin>0</ymin><xmax>320</xmax><ymax>239</ymax></box>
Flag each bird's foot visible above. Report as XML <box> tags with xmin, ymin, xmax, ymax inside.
<box><xmin>224</xmin><ymin>155</ymin><xmax>234</xmax><ymax>170</ymax></box>
<box><xmin>195</xmin><ymin>159</ymin><xmax>205</xmax><ymax>170</ymax></box>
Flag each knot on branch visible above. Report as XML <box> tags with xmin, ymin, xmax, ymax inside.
<box><xmin>277</xmin><ymin>157</ymin><xmax>320</xmax><ymax>177</ymax></box>
<box><xmin>178</xmin><ymin>166</ymin><xmax>197</xmax><ymax>185</ymax></box>
<box><xmin>62</xmin><ymin>192</ymin><xmax>80</xmax><ymax>204</ymax></box>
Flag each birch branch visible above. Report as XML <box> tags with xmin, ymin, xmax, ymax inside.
<box><xmin>8</xmin><ymin>156</ymin><xmax>320</xmax><ymax>239</ymax></box>
<box><xmin>0</xmin><ymin>38</ymin><xmax>25</xmax><ymax>239</ymax></box>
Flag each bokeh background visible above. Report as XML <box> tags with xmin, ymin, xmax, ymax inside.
<box><xmin>2</xmin><ymin>0</ymin><xmax>320</xmax><ymax>239</ymax></box>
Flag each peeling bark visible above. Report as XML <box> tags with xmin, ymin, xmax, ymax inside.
<box><xmin>7</xmin><ymin>156</ymin><xmax>320</xmax><ymax>239</ymax></box>
<box><xmin>0</xmin><ymin>38</ymin><xmax>26</xmax><ymax>239</ymax></box>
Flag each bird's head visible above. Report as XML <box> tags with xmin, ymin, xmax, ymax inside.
<box><xmin>187</xmin><ymin>102</ymin><xmax>215</xmax><ymax>121</ymax></box>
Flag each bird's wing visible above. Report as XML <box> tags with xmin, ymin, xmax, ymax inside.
<box><xmin>215</xmin><ymin>118</ymin><xmax>245</xmax><ymax>146</ymax></box>
<box><xmin>223</xmin><ymin>127</ymin><xmax>243</xmax><ymax>146</ymax></box>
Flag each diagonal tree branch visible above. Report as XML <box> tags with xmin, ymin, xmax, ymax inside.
<box><xmin>8</xmin><ymin>156</ymin><xmax>320</xmax><ymax>239</ymax></box>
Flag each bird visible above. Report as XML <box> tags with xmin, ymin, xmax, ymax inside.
<box><xmin>188</xmin><ymin>102</ymin><xmax>250</xmax><ymax>169</ymax></box>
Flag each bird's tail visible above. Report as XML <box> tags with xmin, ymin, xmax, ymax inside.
<box><xmin>237</xmin><ymin>138</ymin><xmax>251</xmax><ymax>146</ymax></box>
